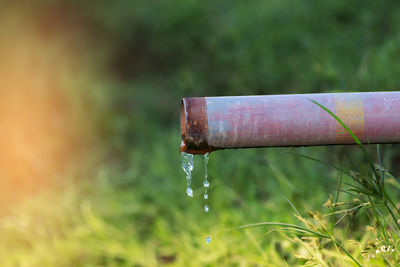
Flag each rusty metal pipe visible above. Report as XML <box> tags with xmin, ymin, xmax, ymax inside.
<box><xmin>180</xmin><ymin>92</ymin><xmax>400</xmax><ymax>154</ymax></box>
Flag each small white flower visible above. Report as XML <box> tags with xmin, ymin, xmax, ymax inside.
<box><xmin>376</xmin><ymin>250</ymin><xmax>380</xmax><ymax>254</ymax></box>
<box><xmin>392</xmin><ymin>249</ymin><xmax>395</xmax><ymax>252</ymax></box>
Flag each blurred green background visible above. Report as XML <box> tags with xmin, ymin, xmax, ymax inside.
<box><xmin>0</xmin><ymin>1</ymin><xmax>400</xmax><ymax>266</ymax></box>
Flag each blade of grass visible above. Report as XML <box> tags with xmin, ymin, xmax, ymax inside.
<box><xmin>283</xmin><ymin>197</ymin><xmax>301</xmax><ymax>217</ymax></box>
<box><xmin>309</xmin><ymin>99</ymin><xmax>375</xmax><ymax>172</ymax></box>
<box><xmin>232</xmin><ymin>222</ymin><xmax>331</xmax><ymax>238</ymax></box>
<box><xmin>330</xmin><ymin>173</ymin><xmax>343</xmax><ymax>234</ymax></box>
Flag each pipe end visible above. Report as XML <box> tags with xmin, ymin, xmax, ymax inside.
<box><xmin>180</xmin><ymin>97</ymin><xmax>213</xmax><ymax>154</ymax></box>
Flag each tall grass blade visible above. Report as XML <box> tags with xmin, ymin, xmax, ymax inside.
<box><xmin>309</xmin><ymin>99</ymin><xmax>375</xmax><ymax>171</ymax></box>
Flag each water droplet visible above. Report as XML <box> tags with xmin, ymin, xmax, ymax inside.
<box><xmin>203</xmin><ymin>153</ymin><xmax>210</xmax><ymax>214</ymax></box>
<box><xmin>186</xmin><ymin>187</ymin><xmax>193</xmax><ymax>197</ymax></box>
<box><xmin>206</xmin><ymin>236</ymin><xmax>211</xmax><ymax>244</ymax></box>
<box><xmin>181</xmin><ymin>152</ymin><xmax>194</xmax><ymax>198</ymax></box>
<box><xmin>181</xmin><ymin>152</ymin><xmax>194</xmax><ymax>177</ymax></box>
<box><xmin>204</xmin><ymin>204</ymin><xmax>209</xmax><ymax>212</ymax></box>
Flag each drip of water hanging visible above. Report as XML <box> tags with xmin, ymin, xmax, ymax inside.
<box><xmin>181</xmin><ymin>152</ymin><xmax>194</xmax><ymax>197</ymax></box>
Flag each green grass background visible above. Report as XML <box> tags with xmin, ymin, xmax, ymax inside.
<box><xmin>1</xmin><ymin>1</ymin><xmax>400</xmax><ymax>266</ymax></box>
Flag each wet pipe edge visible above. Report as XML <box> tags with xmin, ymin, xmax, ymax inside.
<box><xmin>180</xmin><ymin>97</ymin><xmax>219</xmax><ymax>154</ymax></box>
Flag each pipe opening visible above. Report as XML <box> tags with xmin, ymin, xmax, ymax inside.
<box><xmin>180</xmin><ymin>99</ymin><xmax>188</xmax><ymax>152</ymax></box>
<box><xmin>180</xmin><ymin>99</ymin><xmax>186</xmax><ymax>139</ymax></box>
<box><xmin>180</xmin><ymin>97</ymin><xmax>215</xmax><ymax>154</ymax></box>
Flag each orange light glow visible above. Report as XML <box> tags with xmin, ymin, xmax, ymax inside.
<box><xmin>0</xmin><ymin>3</ymin><xmax>100</xmax><ymax>202</ymax></box>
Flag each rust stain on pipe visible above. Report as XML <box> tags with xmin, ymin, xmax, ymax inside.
<box><xmin>180</xmin><ymin>92</ymin><xmax>400</xmax><ymax>154</ymax></box>
<box><xmin>180</xmin><ymin>97</ymin><xmax>217</xmax><ymax>154</ymax></box>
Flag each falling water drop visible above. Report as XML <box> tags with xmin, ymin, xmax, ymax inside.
<box><xmin>203</xmin><ymin>152</ymin><xmax>211</xmax><ymax>243</ymax></box>
<box><xmin>181</xmin><ymin>152</ymin><xmax>194</xmax><ymax>197</ymax></box>
<box><xmin>186</xmin><ymin>187</ymin><xmax>193</xmax><ymax>197</ymax></box>
<box><xmin>203</xmin><ymin>153</ymin><xmax>210</xmax><ymax>203</ymax></box>
<box><xmin>204</xmin><ymin>204</ymin><xmax>209</xmax><ymax>213</ymax></box>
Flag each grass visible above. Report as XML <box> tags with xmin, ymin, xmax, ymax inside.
<box><xmin>0</xmin><ymin>128</ymin><xmax>397</xmax><ymax>266</ymax></box>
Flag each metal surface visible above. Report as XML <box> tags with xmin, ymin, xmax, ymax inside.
<box><xmin>180</xmin><ymin>92</ymin><xmax>400</xmax><ymax>154</ymax></box>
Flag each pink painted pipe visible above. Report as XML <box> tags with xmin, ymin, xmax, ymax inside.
<box><xmin>180</xmin><ymin>92</ymin><xmax>400</xmax><ymax>154</ymax></box>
